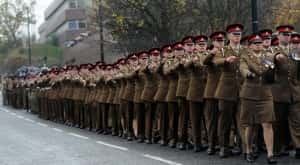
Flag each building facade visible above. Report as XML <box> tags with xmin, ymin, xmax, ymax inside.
<box><xmin>38</xmin><ymin>0</ymin><xmax>92</xmax><ymax>45</ymax></box>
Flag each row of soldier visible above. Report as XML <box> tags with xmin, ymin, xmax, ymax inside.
<box><xmin>2</xmin><ymin>24</ymin><xmax>300</xmax><ymax>164</ymax></box>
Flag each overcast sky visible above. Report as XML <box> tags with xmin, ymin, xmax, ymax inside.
<box><xmin>28</xmin><ymin>0</ymin><xmax>54</xmax><ymax>37</ymax></box>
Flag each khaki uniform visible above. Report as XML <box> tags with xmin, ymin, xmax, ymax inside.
<box><xmin>272</xmin><ymin>46</ymin><xmax>300</xmax><ymax>151</ymax></box>
<box><xmin>203</xmin><ymin>53</ymin><xmax>221</xmax><ymax>150</ymax></box>
<box><xmin>123</xmin><ymin>75</ymin><xmax>135</xmax><ymax>139</ymax></box>
<box><xmin>175</xmin><ymin>61</ymin><xmax>190</xmax><ymax>146</ymax></box>
<box><xmin>141</xmin><ymin>66</ymin><xmax>159</xmax><ymax>142</ymax></box>
<box><xmin>239</xmin><ymin>50</ymin><xmax>275</xmax><ymax>126</ymax></box>
<box><xmin>134</xmin><ymin>70</ymin><xmax>146</xmax><ymax>140</ymax></box>
<box><xmin>154</xmin><ymin>64</ymin><xmax>169</xmax><ymax>143</ymax></box>
<box><xmin>213</xmin><ymin>46</ymin><xmax>246</xmax><ymax>150</ymax></box>
<box><xmin>111</xmin><ymin>79</ymin><xmax>121</xmax><ymax>136</ymax></box>
<box><xmin>186</xmin><ymin>53</ymin><xmax>206</xmax><ymax>149</ymax></box>
<box><xmin>164</xmin><ymin>61</ymin><xmax>179</xmax><ymax>146</ymax></box>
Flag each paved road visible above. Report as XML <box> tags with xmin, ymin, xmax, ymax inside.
<box><xmin>0</xmin><ymin>105</ymin><xmax>299</xmax><ymax>165</ymax></box>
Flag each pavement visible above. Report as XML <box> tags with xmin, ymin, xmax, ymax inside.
<box><xmin>0</xmin><ymin>104</ymin><xmax>299</xmax><ymax>165</ymax></box>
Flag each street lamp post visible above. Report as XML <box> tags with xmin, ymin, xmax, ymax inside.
<box><xmin>26</xmin><ymin>7</ymin><xmax>32</xmax><ymax>66</ymax></box>
<box><xmin>251</xmin><ymin>0</ymin><xmax>259</xmax><ymax>33</ymax></box>
<box><xmin>98</xmin><ymin>0</ymin><xmax>105</xmax><ymax>63</ymax></box>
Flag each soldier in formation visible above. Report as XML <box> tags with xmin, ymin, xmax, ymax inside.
<box><xmin>4</xmin><ymin>24</ymin><xmax>300</xmax><ymax>164</ymax></box>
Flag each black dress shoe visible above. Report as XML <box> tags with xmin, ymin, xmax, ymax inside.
<box><xmin>245</xmin><ymin>153</ymin><xmax>255</xmax><ymax>163</ymax></box>
<box><xmin>137</xmin><ymin>138</ymin><xmax>144</xmax><ymax>143</ymax></box>
<box><xmin>118</xmin><ymin>133</ymin><xmax>123</xmax><ymax>137</ymax></box>
<box><xmin>145</xmin><ymin>139</ymin><xmax>152</xmax><ymax>144</ymax></box>
<box><xmin>267</xmin><ymin>156</ymin><xmax>277</xmax><ymax>164</ymax></box>
<box><xmin>97</xmin><ymin>129</ymin><xmax>104</xmax><ymax>134</ymax></box>
<box><xmin>194</xmin><ymin>145</ymin><xmax>206</xmax><ymax>152</ymax></box>
<box><xmin>178</xmin><ymin>143</ymin><xmax>187</xmax><ymax>150</ymax></box>
<box><xmin>219</xmin><ymin>148</ymin><xmax>230</xmax><ymax>158</ymax></box>
<box><xmin>207</xmin><ymin>148</ymin><xmax>216</xmax><ymax>155</ymax></box>
<box><xmin>103</xmin><ymin>131</ymin><xmax>110</xmax><ymax>135</ymax></box>
<box><xmin>127</xmin><ymin>136</ymin><xmax>133</xmax><ymax>141</ymax></box>
<box><xmin>159</xmin><ymin>140</ymin><xmax>168</xmax><ymax>146</ymax></box>
<box><xmin>295</xmin><ymin>148</ymin><xmax>300</xmax><ymax>159</ymax></box>
<box><xmin>280</xmin><ymin>150</ymin><xmax>290</xmax><ymax>156</ymax></box>
<box><xmin>168</xmin><ymin>141</ymin><xmax>176</xmax><ymax>148</ymax></box>
<box><xmin>231</xmin><ymin>146</ymin><xmax>242</xmax><ymax>156</ymax></box>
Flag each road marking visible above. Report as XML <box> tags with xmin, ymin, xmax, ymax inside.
<box><xmin>37</xmin><ymin>122</ymin><xmax>48</xmax><ymax>127</ymax></box>
<box><xmin>3</xmin><ymin>109</ymin><xmax>9</xmax><ymax>113</ymax></box>
<box><xmin>52</xmin><ymin>128</ymin><xmax>63</xmax><ymax>133</ymax></box>
<box><xmin>143</xmin><ymin>154</ymin><xmax>183</xmax><ymax>165</ymax></box>
<box><xmin>24</xmin><ymin>118</ymin><xmax>35</xmax><ymax>123</ymax></box>
<box><xmin>96</xmin><ymin>141</ymin><xmax>129</xmax><ymax>151</ymax></box>
<box><xmin>17</xmin><ymin>115</ymin><xmax>24</xmax><ymax>119</ymax></box>
<box><xmin>68</xmin><ymin>133</ymin><xmax>89</xmax><ymax>140</ymax></box>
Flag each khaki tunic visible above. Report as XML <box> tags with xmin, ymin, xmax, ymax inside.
<box><xmin>166</xmin><ymin>73</ymin><xmax>178</xmax><ymax>102</ymax></box>
<box><xmin>186</xmin><ymin>66</ymin><xmax>205</xmax><ymax>102</ymax></box>
<box><xmin>123</xmin><ymin>77</ymin><xmax>135</xmax><ymax>102</ymax></box>
<box><xmin>133</xmin><ymin>71</ymin><xmax>145</xmax><ymax>103</ymax></box>
<box><xmin>272</xmin><ymin>46</ymin><xmax>300</xmax><ymax>103</ymax></box>
<box><xmin>175</xmin><ymin>65</ymin><xmax>190</xmax><ymax>98</ymax></box>
<box><xmin>113</xmin><ymin>80</ymin><xmax>121</xmax><ymax>105</ymax></box>
<box><xmin>154</xmin><ymin>66</ymin><xmax>169</xmax><ymax>102</ymax></box>
<box><xmin>203</xmin><ymin>54</ymin><xmax>221</xmax><ymax>99</ymax></box>
<box><xmin>141</xmin><ymin>70</ymin><xmax>158</xmax><ymax>102</ymax></box>
<box><xmin>239</xmin><ymin>50</ymin><xmax>276</xmax><ymax>125</ymax></box>
<box><xmin>213</xmin><ymin>46</ymin><xmax>246</xmax><ymax>101</ymax></box>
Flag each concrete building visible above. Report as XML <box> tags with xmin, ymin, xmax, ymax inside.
<box><xmin>38</xmin><ymin>0</ymin><xmax>92</xmax><ymax>45</ymax></box>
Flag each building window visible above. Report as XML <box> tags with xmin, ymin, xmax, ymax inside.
<box><xmin>78</xmin><ymin>21</ymin><xmax>86</xmax><ymax>29</ymax></box>
<box><xmin>68</xmin><ymin>21</ymin><xmax>78</xmax><ymax>30</ymax></box>
<box><xmin>69</xmin><ymin>0</ymin><xmax>78</xmax><ymax>8</ymax></box>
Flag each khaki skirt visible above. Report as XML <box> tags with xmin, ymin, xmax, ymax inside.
<box><xmin>240</xmin><ymin>98</ymin><xmax>275</xmax><ymax>127</ymax></box>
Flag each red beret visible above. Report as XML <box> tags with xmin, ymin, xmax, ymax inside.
<box><xmin>291</xmin><ymin>33</ymin><xmax>300</xmax><ymax>43</ymax></box>
<box><xmin>194</xmin><ymin>35</ymin><xmax>208</xmax><ymax>43</ymax></box>
<box><xmin>226</xmin><ymin>24</ymin><xmax>244</xmax><ymax>33</ymax></box>
<box><xmin>182</xmin><ymin>36</ymin><xmax>194</xmax><ymax>44</ymax></box>
<box><xmin>210</xmin><ymin>31</ymin><xmax>226</xmax><ymax>40</ymax></box>
<box><xmin>276</xmin><ymin>25</ymin><xmax>294</xmax><ymax>33</ymax></box>
<box><xmin>138</xmin><ymin>51</ymin><xmax>149</xmax><ymax>58</ymax></box>
<box><xmin>248</xmin><ymin>34</ymin><xmax>263</xmax><ymax>44</ymax></box>
<box><xmin>149</xmin><ymin>48</ymin><xmax>161</xmax><ymax>56</ymax></box>
<box><xmin>172</xmin><ymin>42</ymin><xmax>184</xmax><ymax>50</ymax></box>
<box><xmin>96</xmin><ymin>61</ymin><xmax>105</xmax><ymax>66</ymax></box>
<box><xmin>128</xmin><ymin>53</ymin><xmax>138</xmax><ymax>61</ymax></box>
<box><xmin>117</xmin><ymin>58</ymin><xmax>127</xmax><ymax>65</ymax></box>
<box><xmin>259</xmin><ymin>29</ymin><xmax>272</xmax><ymax>38</ymax></box>
<box><xmin>161</xmin><ymin>45</ymin><xmax>173</xmax><ymax>52</ymax></box>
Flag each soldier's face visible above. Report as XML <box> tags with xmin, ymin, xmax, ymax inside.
<box><xmin>195</xmin><ymin>42</ymin><xmax>207</xmax><ymax>52</ymax></box>
<box><xmin>213</xmin><ymin>40</ymin><xmax>225</xmax><ymax>48</ymax></box>
<box><xmin>174</xmin><ymin>49</ymin><xmax>185</xmax><ymax>57</ymax></box>
<box><xmin>250</xmin><ymin>42</ymin><xmax>262</xmax><ymax>51</ymax></box>
<box><xmin>150</xmin><ymin>54</ymin><xmax>160</xmax><ymax>62</ymax></box>
<box><xmin>291</xmin><ymin>43</ymin><xmax>300</xmax><ymax>50</ymax></box>
<box><xmin>228</xmin><ymin>32</ymin><xmax>242</xmax><ymax>43</ymax></box>
<box><xmin>139</xmin><ymin>58</ymin><xmax>148</xmax><ymax>65</ymax></box>
<box><xmin>130</xmin><ymin>59</ymin><xmax>138</xmax><ymax>66</ymax></box>
<box><xmin>278</xmin><ymin>33</ymin><xmax>291</xmax><ymax>45</ymax></box>
<box><xmin>184</xmin><ymin>43</ymin><xmax>194</xmax><ymax>53</ymax></box>
<box><xmin>163</xmin><ymin>51</ymin><xmax>173</xmax><ymax>58</ymax></box>
<box><xmin>262</xmin><ymin>39</ymin><xmax>271</xmax><ymax>47</ymax></box>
